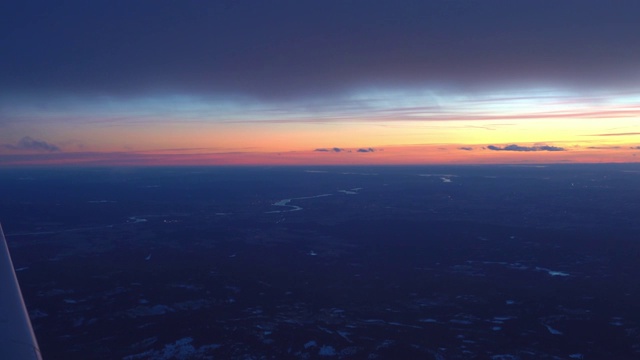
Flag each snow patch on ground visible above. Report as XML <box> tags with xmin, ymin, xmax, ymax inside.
<box><xmin>123</xmin><ymin>337</ymin><xmax>221</xmax><ymax>360</ymax></box>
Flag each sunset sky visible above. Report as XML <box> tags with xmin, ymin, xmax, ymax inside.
<box><xmin>1</xmin><ymin>0</ymin><xmax>640</xmax><ymax>166</ymax></box>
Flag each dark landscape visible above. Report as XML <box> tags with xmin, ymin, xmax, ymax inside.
<box><xmin>1</xmin><ymin>165</ymin><xmax>639</xmax><ymax>359</ymax></box>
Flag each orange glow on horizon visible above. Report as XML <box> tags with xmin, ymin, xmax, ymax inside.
<box><xmin>2</xmin><ymin>143</ymin><xmax>639</xmax><ymax>167</ymax></box>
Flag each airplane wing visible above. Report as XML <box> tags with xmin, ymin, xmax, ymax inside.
<box><xmin>0</xmin><ymin>223</ymin><xmax>43</xmax><ymax>360</ymax></box>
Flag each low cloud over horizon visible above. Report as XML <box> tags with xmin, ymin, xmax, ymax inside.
<box><xmin>487</xmin><ymin>144</ymin><xmax>565</xmax><ymax>152</ymax></box>
<box><xmin>4</xmin><ymin>136</ymin><xmax>61</xmax><ymax>153</ymax></box>
<box><xmin>314</xmin><ymin>147</ymin><xmax>377</xmax><ymax>154</ymax></box>
<box><xmin>357</xmin><ymin>148</ymin><xmax>375</xmax><ymax>153</ymax></box>
<box><xmin>314</xmin><ymin>148</ymin><xmax>345</xmax><ymax>153</ymax></box>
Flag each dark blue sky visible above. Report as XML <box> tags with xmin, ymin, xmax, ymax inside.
<box><xmin>3</xmin><ymin>0</ymin><xmax>640</xmax><ymax>99</ymax></box>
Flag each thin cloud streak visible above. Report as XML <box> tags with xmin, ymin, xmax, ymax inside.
<box><xmin>587</xmin><ymin>132</ymin><xmax>640</xmax><ymax>137</ymax></box>
<box><xmin>3</xmin><ymin>89</ymin><xmax>640</xmax><ymax>129</ymax></box>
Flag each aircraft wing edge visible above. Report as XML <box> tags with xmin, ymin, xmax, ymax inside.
<box><xmin>0</xmin><ymin>223</ymin><xmax>43</xmax><ymax>360</ymax></box>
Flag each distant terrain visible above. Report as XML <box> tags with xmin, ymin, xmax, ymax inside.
<box><xmin>1</xmin><ymin>165</ymin><xmax>639</xmax><ymax>359</ymax></box>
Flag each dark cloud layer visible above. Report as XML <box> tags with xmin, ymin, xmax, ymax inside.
<box><xmin>4</xmin><ymin>136</ymin><xmax>61</xmax><ymax>152</ymax></box>
<box><xmin>314</xmin><ymin>147</ymin><xmax>376</xmax><ymax>153</ymax></box>
<box><xmin>488</xmin><ymin>144</ymin><xmax>565</xmax><ymax>152</ymax></box>
<box><xmin>2</xmin><ymin>1</ymin><xmax>639</xmax><ymax>99</ymax></box>
<box><xmin>357</xmin><ymin>148</ymin><xmax>375</xmax><ymax>153</ymax></box>
<box><xmin>314</xmin><ymin>148</ymin><xmax>344</xmax><ymax>153</ymax></box>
